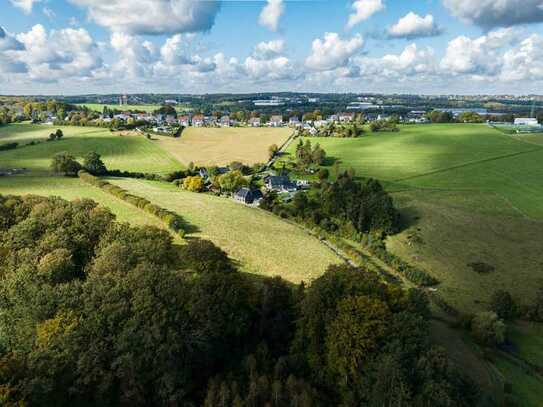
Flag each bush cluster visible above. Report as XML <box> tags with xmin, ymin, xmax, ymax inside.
<box><xmin>0</xmin><ymin>142</ymin><xmax>18</xmax><ymax>151</ymax></box>
<box><xmin>365</xmin><ymin>237</ymin><xmax>439</xmax><ymax>287</ymax></box>
<box><xmin>78</xmin><ymin>170</ymin><xmax>186</xmax><ymax>237</ymax></box>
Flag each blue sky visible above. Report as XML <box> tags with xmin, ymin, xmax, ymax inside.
<box><xmin>1</xmin><ymin>0</ymin><xmax>543</xmax><ymax>95</ymax></box>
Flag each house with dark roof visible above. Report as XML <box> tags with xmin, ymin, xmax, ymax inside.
<box><xmin>234</xmin><ymin>188</ymin><xmax>263</xmax><ymax>204</ymax></box>
<box><xmin>264</xmin><ymin>176</ymin><xmax>297</xmax><ymax>192</ymax></box>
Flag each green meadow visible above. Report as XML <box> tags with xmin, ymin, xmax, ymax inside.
<box><xmin>284</xmin><ymin>124</ymin><xmax>543</xmax><ymax>312</ymax></box>
<box><xmin>0</xmin><ymin>123</ymin><xmax>182</xmax><ymax>175</ymax></box>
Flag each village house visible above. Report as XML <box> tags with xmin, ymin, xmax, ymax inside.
<box><xmin>265</xmin><ymin>175</ymin><xmax>297</xmax><ymax>192</ymax></box>
<box><xmin>233</xmin><ymin>188</ymin><xmax>263</xmax><ymax>205</ymax></box>
<box><xmin>289</xmin><ymin>116</ymin><xmax>301</xmax><ymax>127</ymax></box>
<box><xmin>192</xmin><ymin>114</ymin><xmax>204</xmax><ymax>127</ymax></box>
<box><xmin>178</xmin><ymin>115</ymin><xmax>190</xmax><ymax>127</ymax></box>
<box><xmin>339</xmin><ymin>112</ymin><xmax>355</xmax><ymax>122</ymax></box>
<box><xmin>220</xmin><ymin>115</ymin><xmax>231</xmax><ymax>127</ymax></box>
<box><xmin>269</xmin><ymin>115</ymin><xmax>284</xmax><ymax>127</ymax></box>
<box><xmin>248</xmin><ymin>117</ymin><xmax>261</xmax><ymax>127</ymax></box>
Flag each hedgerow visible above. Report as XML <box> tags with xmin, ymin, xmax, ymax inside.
<box><xmin>78</xmin><ymin>170</ymin><xmax>186</xmax><ymax>237</ymax></box>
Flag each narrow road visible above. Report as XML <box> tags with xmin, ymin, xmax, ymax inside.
<box><xmin>264</xmin><ymin>129</ymin><xmax>297</xmax><ymax>171</ymax></box>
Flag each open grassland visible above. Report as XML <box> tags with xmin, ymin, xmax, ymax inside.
<box><xmin>284</xmin><ymin>124</ymin><xmax>543</xmax><ymax>312</ymax></box>
<box><xmin>0</xmin><ymin>123</ymin><xmax>182</xmax><ymax>175</ymax></box>
<box><xmin>109</xmin><ymin>178</ymin><xmax>341</xmax><ymax>282</ymax></box>
<box><xmin>156</xmin><ymin>127</ymin><xmax>292</xmax><ymax>166</ymax></box>
<box><xmin>77</xmin><ymin>103</ymin><xmax>192</xmax><ymax>112</ymax></box>
<box><xmin>0</xmin><ymin>175</ymin><xmax>164</xmax><ymax>229</ymax></box>
<box><xmin>387</xmin><ymin>189</ymin><xmax>543</xmax><ymax>312</ymax></box>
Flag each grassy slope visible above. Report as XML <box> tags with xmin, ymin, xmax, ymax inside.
<box><xmin>157</xmin><ymin>127</ymin><xmax>292</xmax><ymax>166</ymax></box>
<box><xmin>0</xmin><ymin>124</ymin><xmax>182</xmax><ymax>175</ymax></box>
<box><xmin>285</xmin><ymin>125</ymin><xmax>543</xmax><ymax>311</ymax></box>
<box><xmin>109</xmin><ymin>178</ymin><xmax>341</xmax><ymax>283</ymax></box>
<box><xmin>0</xmin><ymin>176</ymin><xmax>164</xmax><ymax>229</ymax></box>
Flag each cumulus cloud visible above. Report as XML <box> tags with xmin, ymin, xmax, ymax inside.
<box><xmin>0</xmin><ymin>26</ymin><xmax>27</xmax><ymax>74</ymax></box>
<box><xmin>347</xmin><ymin>0</ymin><xmax>384</xmax><ymax>29</ymax></box>
<box><xmin>259</xmin><ymin>0</ymin><xmax>284</xmax><ymax>32</ymax></box>
<box><xmin>501</xmin><ymin>34</ymin><xmax>543</xmax><ymax>80</ymax></box>
<box><xmin>443</xmin><ymin>0</ymin><xmax>543</xmax><ymax>29</ymax></box>
<box><xmin>252</xmin><ymin>39</ymin><xmax>285</xmax><ymax>60</ymax></box>
<box><xmin>69</xmin><ymin>0</ymin><xmax>221</xmax><ymax>35</ymax></box>
<box><xmin>110</xmin><ymin>32</ymin><xmax>157</xmax><ymax>78</ymax></box>
<box><xmin>388</xmin><ymin>12</ymin><xmax>442</xmax><ymax>39</ymax></box>
<box><xmin>244</xmin><ymin>40</ymin><xmax>297</xmax><ymax>80</ymax></box>
<box><xmin>9</xmin><ymin>0</ymin><xmax>41</xmax><ymax>14</ymax></box>
<box><xmin>440</xmin><ymin>28</ymin><xmax>518</xmax><ymax>76</ymax></box>
<box><xmin>13</xmin><ymin>25</ymin><xmax>103</xmax><ymax>82</ymax></box>
<box><xmin>306</xmin><ymin>32</ymin><xmax>364</xmax><ymax>71</ymax></box>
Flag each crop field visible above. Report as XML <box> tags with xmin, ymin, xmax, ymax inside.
<box><xmin>284</xmin><ymin>124</ymin><xmax>543</xmax><ymax>312</ymax></box>
<box><xmin>0</xmin><ymin>175</ymin><xmax>164</xmax><ymax>229</ymax></box>
<box><xmin>156</xmin><ymin>127</ymin><xmax>292</xmax><ymax>166</ymax></box>
<box><xmin>0</xmin><ymin>123</ymin><xmax>182</xmax><ymax>175</ymax></box>
<box><xmin>109</xmin><ymin>178</ymin><xmax>341</xmax><ymax>282</ymax></box>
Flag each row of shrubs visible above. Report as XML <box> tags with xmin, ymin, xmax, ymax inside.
<box><xmin>362</xmin><ymin>236</ymin><xmax>439</xmax><ymax>287</ymax></box>
<box><xmin>78</xmin><ymin>170</ymin><xmax>186</xmax><ymax>237</ymax></box>
<box><xmin>106</xmin><ymin>169</ymin><xmax>165</xmax><ymax>181</ymax></box>
<box><xmin>0</xmin><ymin>142</ymin><xmax>18</xmax><ymax>151</ymax></box>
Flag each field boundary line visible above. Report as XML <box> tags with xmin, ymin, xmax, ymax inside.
<box><xmin>393</xmin><ymin>147</ymin><xmax>543</xmax><ymax>183</ymax></box>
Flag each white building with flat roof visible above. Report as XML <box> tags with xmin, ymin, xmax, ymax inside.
<box><xmin>514</xmin><ymin>118</ymin><xmax>539</xmax><ymax>126</ymax></box>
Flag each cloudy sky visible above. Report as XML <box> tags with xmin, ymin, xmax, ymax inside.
<box><xmin>1</xmin><ymin>0</ymin><xmax>543</xmax><ymax>95</ymax></box>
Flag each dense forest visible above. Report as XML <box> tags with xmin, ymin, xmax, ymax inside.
<box><xmin>0</xmin><ymin>195</ymin><xmax>478</xmax><ymax>406</ymax></box>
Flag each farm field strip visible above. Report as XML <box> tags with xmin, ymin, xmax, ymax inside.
<box><xmin>108</xmin><ymin>177</ymin><xmax>342</xmax><ymax>282</ymax></box>
<box><xmin>155</xmin><ymin>127</ymin><xmax>292</xmax><ymax>166</ymax></box>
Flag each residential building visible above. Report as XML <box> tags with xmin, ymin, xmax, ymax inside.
<box><xmin>265</xmin><ymin>176</ymin><xmax>297</xmax><ymax>192</ymax></box>
<box><xmin>269</xmin><ymin>115</ymin><xmax>284</xmax><ymax>127</ymax></box>
<box><xmin>515</xmin><ymin>118</ymin><xmax>539</xmax><ymax>126</ymax></box>
<box><xmin>249</xmin><ymin>117</ymin><xmax>261</xmax><ymax>127</ymax></box>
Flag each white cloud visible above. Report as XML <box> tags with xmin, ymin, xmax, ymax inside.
<box><xmin>13</xmin><ymin>25</ymin><xmax>103</xmax><ymax>82</ymax></box>
<box><xmin>252</xmin><ymin>39</ymin><xmax>285</xmax><ymax>60</ymax></box>
<box><xmin>42</xmin><ymin>6</ymin><xmax>56</xmax><ymax>19</ymax></box>
<box><xmin>9</xmin><ymin>0</ymin><xmax>41</xmax><ymax>14</ymax></box>
<box><xmin>443</xmin><ymin>0</ymin><xmax>543</xmax><ymax>29</ymax></box>
<box><xmin>388</xmin><ymin>12</ymin><xmax>442</xmax><ymax>39</ymax></box>
<box><xmin>110</xmin><ymin>32</ymin><xmax>156</xmax><ymax>78</ymax></box>
<box><xmin>347</xmin><ymin>0</ymin><xmax>384</xmax><ymax>29</ymax></box>
<box><xmin>440</xmin><ymin>28</ymin><xmax>518</xmax><ymax>76</ymax></box>
<box><xmin>259</xmin><ymin>0</ymin><xmax>284</xmax><ymax>32</ymax></box>
<box><xmin>501</xmin><ymin>34</ymin><xmax>543</xmax><ymax>80</ymax></box>
<box><xmin>244</xmin><ymin>39</ymin><xmax>297</xmax><ymax>80</ymax></box>
<box><xmin>69</xmin><ymin>0</ymin><xmax>221</xmax><ymax>35</ymax></box>
<box><xmin>0</xmin><ymin>26</ymin><xmax>27</xmax><ymax>74</ymax></box>
<box><xmin>306</xmin><ymin>32</ymin><xmax>364</xmax><ymax>71</ymax></box>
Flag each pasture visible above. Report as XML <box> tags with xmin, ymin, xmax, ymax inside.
<box><xmin>156</xmin><ymin>127</ymin><xmax>292</xmax><ymax>166</ymax></box>
<box><xmin>284</xmin><ymin>124</ymin><xmax>543</xmax><ymax>312</ymax></box>
<box><xmin>0</xmin><ymin>123</ymin><xmax>182</xmax><ymax>175</ymax></box>
<box><xmin>0</xmin><ymin>176</ymin><xmax>164</xmax><ymax>229</ymax></box>
<box><xmin>109</xmin><ymin>178</ymin><xmax>341</xmax><ymax>282</ymax></box>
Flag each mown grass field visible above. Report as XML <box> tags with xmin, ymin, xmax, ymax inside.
<box><xmin>0</xmin><ymin>176</ymin><xmax>164</xmax><ymax>229</ymax></box>
<box><xmin>284</xmin><ymin>124</ymin><xmax>543</xmax><ymax>313</ymax></box>
<box><xmin>109</xmin><ymin>178</ymin><xmax>341</xmax><ymax>282</ymax></box>
<box><xmin>0</xmin><ymin>123</ymin><xmax>182</xmax><ymax>175</ymax></box>
<box><xmin>157</xmin><ymin>127</ymin><xmax>292</xmax><ymax>166</ymax></box>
